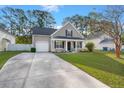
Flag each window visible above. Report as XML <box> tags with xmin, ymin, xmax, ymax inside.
<box><xmin>66</xmin><ymin>29</ymin><xmax>72</xmax><ymax>37</ymax></box>
<box><xmin>77</xmin><ymin>42</ymin><xmax>82</xmax><ymax>48</ymax></box>
<box><xmin>55</xmin><ymin>41</ymin><xmax>64</xmax><ymax>48</ymax></box>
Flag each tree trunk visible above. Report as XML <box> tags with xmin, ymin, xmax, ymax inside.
<box><xmin>114</xmin><ymin>36</ymin><xmax>121</xmax><ymax>58</ymax></box>
<box><xmin>115</xmin><ymin>44</ymin><xmax>121</xmax><ymax>58</ymax></box>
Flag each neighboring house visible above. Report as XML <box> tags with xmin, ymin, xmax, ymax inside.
<box><xmin>0</xmin><ymin>28</ymin><xmax>15</xmax><ymax>51</ymax></box>
<box><xmin>85</xmin><ymin>31</ymin><xmax>115</xmax><ymax>51</ymax></box>
<box><xmin>32</xmin><ymin>22</ymin><xmax>84</xmax><ymax>52</ymax></box>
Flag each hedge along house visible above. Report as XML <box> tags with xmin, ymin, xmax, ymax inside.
<box><xmin>32</xmin><ymin>22</ymin><xmax>84</xmax><ymax>52</ymax></box>
<box><xmin>0</xmin><ymin>28</ymin><xmax>15</xmax><ymax>51</ymax></box>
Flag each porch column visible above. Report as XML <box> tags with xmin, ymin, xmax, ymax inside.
<box><xmin>82</xmin><ymin>41</ymin><xmax>83</xmax><ymax>48</ymax></box>
<box><xmin>51</xmin><ymin>39</ymin><xmax>53</xmax><ymax>52</ymax></box>
<box><xmin>65</xmin><ymin>40</ymin><xmax>68</xmax><ymax>51</ymax></box>
<box><xmin>75</xmin><ymin>41</ymin><xmax>77</xmax><ymax>52</ymax></box>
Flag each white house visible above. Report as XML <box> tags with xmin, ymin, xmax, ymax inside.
<box><xmin>32</xmin><ymin>22</ymin><xmax>84</xmax><ymax>52</ymax></box>
<box><xmin>85</xmin><ymin>31</ymin><xmax>115</xmax><ymax>51</ymax></box>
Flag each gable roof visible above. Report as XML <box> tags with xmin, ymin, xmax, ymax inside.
<box><xmin>32</xmin><ymin>27</ymin><xmax>57</xmax><ymax>35</ymax></box>
<box><xmin>100</xmin><ymin>38</ymin><xmax>114</xmax><ymax>44</ymax></box>
<box><xmin>50</xmin><ymin>22</ymin><xmax>84</xmax><ymax>39</ymax></box>
<box><xmin>0</xmin><ymin>28</ymin><xmax>15</xmax><ymax>36</ymax></box>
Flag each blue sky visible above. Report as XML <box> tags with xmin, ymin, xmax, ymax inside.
<box><xmin>2</xmin><ymin>5</ymin><xmax>106</xmax><ymax>28</ymax></box>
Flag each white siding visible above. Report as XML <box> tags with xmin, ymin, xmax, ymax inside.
<box><xmin>85</xmin><ymin>34</ymin><xmax>114</xmax><ymax>50</ymax></box>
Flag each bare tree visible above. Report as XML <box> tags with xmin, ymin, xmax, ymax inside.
<box><xmin>96</xmin><ymin>6</ymin><xmax>124</xmax><ymax>58</ymax></box>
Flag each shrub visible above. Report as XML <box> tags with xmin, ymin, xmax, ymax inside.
<box><xmin>16</xmin><ymin>36</ymin><xmax>32</xmax><ymax>44</ymax></box>
<box><xmin>85</xmin><ymin>42</ymin><xmax>94</xmax><ymax>52</ymax></box>
<box><xmin>31</xmin><ymin>47</ymin><xmax>36</xmax><ymax>52</ymax></box>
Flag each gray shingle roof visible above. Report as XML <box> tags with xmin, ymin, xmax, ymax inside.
<box><xmin>32</xmin><ymin>27</ymin><xmax>84</xmax><ymax>40</ymax></box>
<box><xmin>100</xmin><ymin>38</ymin><xmax>114</xmax><ymax>44</ymax></box>
<box><xmin>32</xmin><ymin>27</ymin><xmax>57</xmax><ymax>35</ymax></box>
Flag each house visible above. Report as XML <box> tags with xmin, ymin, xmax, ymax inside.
<box><xmin>85</xmin><ymin>31</ymin><xmax>115</xmax><ymax>51</ymax></box>
<box><xmin>32</xmin><ymin>22</ymin><xmax>84</xmax><ymax>52</ymax></box>
<box><xmin>0</xmin><ymin>28</ymin><xmax>15</xmax><ymax>51</ymax></box>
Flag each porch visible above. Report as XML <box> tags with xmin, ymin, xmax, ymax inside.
<box><xmin>51</xmin><ymin>39</ymin><xmax>83</xmax><ymax>52</ymax></box>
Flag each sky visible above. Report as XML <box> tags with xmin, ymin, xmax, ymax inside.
<box><xmin>0</xmin><ymin>5</ymin><xmax>106</xmax><ymax>28</ymax></box>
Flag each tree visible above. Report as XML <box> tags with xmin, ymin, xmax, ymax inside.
<box><xmin>91</xmin><ymin>6</ymin><xmax>124</xmax><ymax>58</ymax></box>
<box><xmin>88</xmin><ymin>10</ymin><xmax>103</xmax><ymax>35</ymax></box>
<box><xmin>62</xmin><ymin>15</ymin><xmax>85</xmax><ymax>32</ymax></box>
<box><xmin>0</xmin><ymin>7</ymin><xmax>17</xmax><ymax>34</ymax></box>
<box><xmin>62</xmin><ymin>14</ymin><xmax>93</xmax><ymax>36</ymax></box>
<box><xmin>0</xmin><ymin>7</ymin><xmax>56</xmax><ymax>36</ymax></box>
<box><xmin>121</xmin><ymin>33</ymin><xmax>124</xmax><ymax>44</ymax></box>
<box><xmin>33</xmin><ymin>10</ymin><xmax>56</xmax><ymax>28</ymax></box>
<box><xmin>0</xmin><ymin>23</ymin><xmax>6</xmax><ymax>30</ymax></box>
<box><xmin>14</xmin><ymin>8</ymin><xmax>28</xmax><ymax>35</ymax></box>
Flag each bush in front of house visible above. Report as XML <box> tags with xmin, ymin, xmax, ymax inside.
<box><xmin>31</xmin><ymin>47</ymin><xmax>36</xmax><ymax>52</ymax></box>
<box><xmin>85</xmin><ymin>42</ymin><xmax>94</xmax><ymax>52</ymax></box>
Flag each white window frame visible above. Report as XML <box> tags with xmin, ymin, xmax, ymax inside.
<box><xmin>55</xmin><ymin>41</ymin><xmax>64</xmax><ymax>48</ymax></box>
<box><xmin>66</xmin><ymin>29</ymin><xmax>72</xmax><ymax>37</ymax></box>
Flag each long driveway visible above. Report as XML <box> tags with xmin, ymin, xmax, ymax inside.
<box><xmin>0</xmin><ymin>53</ymin><xmax>109</xmax><ymax>88</ymax></box>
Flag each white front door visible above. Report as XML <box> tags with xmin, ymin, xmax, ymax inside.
<box><xmin>36</xmin><ymin>41</ymin><xmax>49</xmax><ymax>52</ymax></box>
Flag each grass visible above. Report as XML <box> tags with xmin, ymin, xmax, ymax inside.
<box><xmin>56</xmin><ymin>51</ymin><xmax>124</xmax><ymax>88</ymax></box>
<box><xmin>0</xmin><ymin>51</ymin><xmax>23</xmax><ymax>69</ymax></box>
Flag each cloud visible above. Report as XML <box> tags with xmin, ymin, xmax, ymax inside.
<box><xmin>56</xmin><ymin>25</ymin><xmax>62</xmax><ymax>29</ymax></box>
<box><xmin>41</xmin><ymin>5</ymin><xmax>61</xmax><ymax>12</ymax></box>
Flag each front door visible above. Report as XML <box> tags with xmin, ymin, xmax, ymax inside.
<box><xmin>67</xmin><ymin>42</ymin><xmax>71</xmax><ymax>51</ymax></box>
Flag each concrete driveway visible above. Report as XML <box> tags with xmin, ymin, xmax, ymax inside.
<box><xmin>0</xmin><ymin>53</ymin><xmax>109</xmax><ymax>88</ymax></box>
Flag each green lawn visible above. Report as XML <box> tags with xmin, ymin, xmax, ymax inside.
<box><xmin>0</xmin><ymin>51</ymin><xmax>23</xmax><ymax>69</ymax></box>
<box><xmin>56</xmin><ymin>52</ymin><xmax>124</xmax><ymax>88</ymax></box>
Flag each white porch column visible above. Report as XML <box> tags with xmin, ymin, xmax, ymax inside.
<box><xmin>65</xmin><ymin>40</ymin><xmax>68</xmax><ymax>51</ymax></box>
<box><xmin>75</xmin><ymin>41</ymin><xmax>77</xmax><ymax>52</ymax></box>
<box><xmin>82</xmin><ymin>41</ymin><xmax>83</xmax><ymax>48</ymax></box>
<box><xmin>51</xmin><ymin>39</ymin><xmax>53</xmax><ymax>52</ymax></box>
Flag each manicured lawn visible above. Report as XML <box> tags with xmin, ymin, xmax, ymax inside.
<box><xmin>0</xmin><ymin>51</ymin><xmax>23</xmax><ymax>69</ymax></box>
<box><xmin>56</xmin><ymin>52</ymin><xmax>124</xmax><ymax>88</ymax></box>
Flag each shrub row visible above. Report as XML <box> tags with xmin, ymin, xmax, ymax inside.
<box><xmin>16</xmin><ymin>36</ymin><xmax>32</xmax><ymax>44</ymax></box>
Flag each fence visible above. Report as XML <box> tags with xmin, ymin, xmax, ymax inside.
<box><xmin>7</xmin><ymin>44</ymin><xmax>33</xmax><ymax>51</ymax></box>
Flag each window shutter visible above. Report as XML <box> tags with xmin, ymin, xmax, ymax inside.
<box><xmin>71</xmin><ymin>30</ymin><xmax>73</xmax><ymax>37</ymax></box>
<box><xmin>65</xmin><ymin>30</ymin><xmax>67</xmax><ymax>36</ymax></box>
<box><xmin>54</xmin><ymin>41</ymin><xmax>56</xmax><ymax>48</ymax></box>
